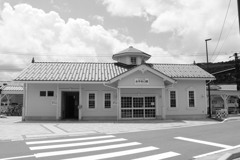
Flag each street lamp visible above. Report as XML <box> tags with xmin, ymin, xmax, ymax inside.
<box><xmin>205</xmin><ymin>38</ymin><xmax>212</xmax><ymax>117</ymax></box>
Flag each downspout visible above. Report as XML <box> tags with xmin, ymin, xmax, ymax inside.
<box><xmin>103</xmin><ymin>82</ymin><xmax>119</xmax><ymax>121</ymax></box>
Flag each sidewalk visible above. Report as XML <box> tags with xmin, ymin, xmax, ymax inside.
<box><xmin>0</xmin><ymin>116</ymin><xmax>222</xmax><ymax>141</ymax></box>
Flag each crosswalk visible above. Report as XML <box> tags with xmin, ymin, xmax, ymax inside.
<box><xmin>25</xmin><ymin>135</ymin><xmax>180</xmax><ymax>160</ymax></box>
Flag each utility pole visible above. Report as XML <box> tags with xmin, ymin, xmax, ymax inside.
<box><xmin>233</xmin><ymin>53</ymin><xmax>240</xmax><ymax>90</ymax></box>
<box><xmin>205</xmin><ymin>38</ymin><xmax>212</xmax><ymax>117</ymax></box>
<box><xmin>238</xmin><ymin>0</ymin><xmax>240</xmax><ymax>33</ymax></box>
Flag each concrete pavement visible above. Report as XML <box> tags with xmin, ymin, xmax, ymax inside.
<box><xmin>0</xmin><ymin>116</ymin><xmax>228</xmax><ymax>141</ymax></box>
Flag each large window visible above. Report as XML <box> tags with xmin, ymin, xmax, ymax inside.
<box><xmin>170</xmin><ymin>91</ymin><xmax>177</xmax><ymax>108</ymax></box>
<box><xmin>121</xmin><ymin>96</ymin><xmax>156</xmax><ymax>119</ymax></box>
<box><xmin>87</xmin><ymin>92</ymin><xmax>97</xmax><ymax>109</ymax></box>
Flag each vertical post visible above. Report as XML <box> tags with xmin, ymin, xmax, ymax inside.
<box><xmin>79</xmin><ymin>84</ymin><xmax>82</xmax><ymax>120</ymax></box>
<box><xmin>56</xmin><ymin>84</ymin><xmax>59</xmax><ymax>120</ymax></box>
<box><xmin>237</xmin><ymin>0</ymin><xmax>240</xmax><ymax>33</ymax></box>
<box><xmin>25</xmin><ymin>83</ymin><xmax>28</xmax><ymax>118</ymax></box>
<box><xmin>162</xmin><ymin>88</ymin><xmax>166</xmax><ymax>119</ymax></box>
<box><xmin>22</xmin><ymin>83</ymin><xmax>26</xmax><ymax>121</ymax></box>
<box><xmin>205</xmin><ymin>39</ymin><xmax>212</xmax><ymax>117</ymax></box>
<box><xmin>118</xmin><ymin>88</ymin><xmax>121</xmax><ymax>120</ymax></box>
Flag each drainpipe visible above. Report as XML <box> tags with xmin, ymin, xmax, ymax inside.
<box><xmin>103</xmin><ymin>82</ymin><xmax>119</xmax><ymax>121</ymax></box>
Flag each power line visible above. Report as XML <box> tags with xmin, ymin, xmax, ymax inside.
<box><xmin>210</xmin><ymin>0</ymin><xmax>232</xmax><ymax>61</ymax></box>
<box><xmin>212</xmin><ymin>14</ymin><xmax>238</xmax><ymax>62</ymax></box>
<box><xmin>0</xmin><ymin>52</ymin><xmax>230</xmax><ymax>57</ymax></box>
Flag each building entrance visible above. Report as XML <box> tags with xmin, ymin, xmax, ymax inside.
<box><xmin>62</xmin><ymin>91</ymin><xmax>79</xmax><ymax>119</ymax></box>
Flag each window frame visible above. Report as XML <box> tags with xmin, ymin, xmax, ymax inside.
<box><xmin>168</xmin><ymin>89</ymin><xmax>178</xmax><ymax>109</ymax></box>
<box><xmin>130</xmin><ymin>57</ymin><xmax>137</xmax><ymax>65</ymax></box>
<box><xmin>40</xmin><ymin>91</ymin><xmax>46</xmax><ymax>97</ymax></box>
<box><xmin>87</xmin><ymin>91</ymin><xmax>97</xmax><ymax>109</ymax></box>
<box><xmin>47</xmin><ymin>91</ymin><xmax>54</xmax><ymax>97</ymax></box>
<box><xmin>187</xmin><ymin>87</ymin><xmax>197</xmax><ymax>108</ymax></box>
<box><xmin>102</xmin><ymin>91</ymin><xmax>113</xmax><ymax>109</ymax></box>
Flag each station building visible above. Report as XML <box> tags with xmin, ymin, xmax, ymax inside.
<box><xmin>14</xmin><ymin>46</ymin><xmax>215</xmax><ymax>121</ymax></box>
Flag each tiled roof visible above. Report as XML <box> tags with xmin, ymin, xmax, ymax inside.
<box><xmin>14</xmin><ymin>62</ymin><xmax>214</xmax><ymax>82</ymax></box>
<box><xmin>0</xmin><ymin>85</ymin><xmax>23</xmax><ymax>91</ymax></box>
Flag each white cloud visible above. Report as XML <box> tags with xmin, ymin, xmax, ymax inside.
<box><xmin>0</xmin><ymin>2</ymin><xmax>214</xmax><ymax>81</ymax></box>
<box><xmin>91</xmin><ymin>15</ymin><xmax>104</xmax><ymax>24</ymax></box>
<box><xmin>101</xmin><ymin>0</ymin><xmax>240</xmax><ymax>63</ymax></box>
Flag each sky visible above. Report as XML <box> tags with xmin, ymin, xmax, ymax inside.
<box><xmin>0</xmin><ymin>0</ymin><xmax>240</xmax><ymax>81</ymax></box>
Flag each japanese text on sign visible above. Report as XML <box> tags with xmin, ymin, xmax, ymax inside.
<box><xmin>135</xmin><ymin>78</ymin><xmax>149</xmax><ymax>85</ymax></box>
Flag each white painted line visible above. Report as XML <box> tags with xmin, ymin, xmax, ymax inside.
<box><xmin>35</xmin><ymin>142</ymin><xmax>141</xmax><ymax>158</ymax></box>
<box><xmin>193</xmin><ymin>144</ymin><xmax>240</xmax><ymax>159</ymax></box>
<box><xmin>29</xmin><ymin>138</ymin><xmax>127</xmax><ymax>150</ymax></box>
<box><xmin>62</xmin><ymin>146</ymin><xmax>158</xmax><ymax>160</ymax></box>
<box><xmin>132</xmin><ymin>151</ymin><xmax>181</xmax><ymax>160</ymax></box>
<box><xmin>175</xmin><ymin>137</ymin><xmax>233</xmax><ymax>149</ymax></box>
<box><xmin>0</xmin><ymin>155</ymin><xmax>34</xmax><ymax>160</ymax></box>
<box><xmin>25</xmin><ymin>131</ymin><xmax>96</xmax><ymax>138</ymax></box>
<box><xmin>42</xmin><ymin>124</ymin><xmax>66</xmax><ymax>134</ymax></box>
<box><xmin>26</xmin><ymin>135</ymin><xmax>115</xmax><ymax>145</ymax></box>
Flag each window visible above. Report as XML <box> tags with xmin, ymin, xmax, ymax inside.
<box><xmin>40</xmin><ymin>91</ymin><xmax>46</xmax><ymax>97</ymax></box>
<box><xmin>48</xmin><ymin>91</ymin><xmax>54</xmax><ymax>97</ymax></box>
<box><xmin>188</xmin><ymin>91</ymin><xmax>195</xmax><ymax>107</ymax></box>
<box><xmin>170</xmin><ymin>91</ymin><xmax>177</xmax><ymax>108</ymax></box>
<box><xmin>87</xmin><ymin>92</ymin><xmax>97</xmax><ymax>109</ymax></box>
<box><xmin>131</xmin><ymin>57</ymin><xmax>137</xmax><ymax>65</ymax></box>
<box><xmin>104</xmin><ymin>93</ymin><xmax>112</xmax><ymax>109</ymax></box>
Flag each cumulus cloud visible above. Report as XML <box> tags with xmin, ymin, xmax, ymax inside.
<box><xmin>91</xmin><ymin>15</ymin><xmax>104</xmax><ymax>24</ymax></box>
<box><xmin>0</xmin><ymin>2</ymin><xmax>208</xmax><ymax>81</ymax></box>
<box><xmin>101</xmin><ymin>0</ymin><xmax>240</xmax><ymax>63</ymax></box>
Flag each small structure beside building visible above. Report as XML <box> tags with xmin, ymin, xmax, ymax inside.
<box><xmin>0</xmin><ymin>85</ymin><xmax>23</xmax><ymax>113</ymax></box>
<box><xmin>210</xmin><ymin>84</ymin><xmax>240</xmax><ymax>114</ymax></box>
<box><xmin>14</xmin><ymin>46</ymin><xmax>215</xmax><ymax>121</ymax></box>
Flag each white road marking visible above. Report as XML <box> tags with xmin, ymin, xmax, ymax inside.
<box><xmin>62</xmin><ymin>146</ymin><xmax>158</xmax><ymax>160</ymax></box>
<box><xmin>0</xmin><ymin>155</ymin><xmax>34</xmax><ymax>160</ymax></box>
<box><xmin>35</xmin><ymin>142</ymin><xmax>141</xmax><ymax>158</ymax></box>
<box><xmin>29</xmin><ymin>138</ymin><xmax>127</xmax><ymax>150</ymax></box>
<box><xmin>132</xmin><ymin>151</ymin><xmax>181</xmax><ymax>160</ymax></box>
<box><xmin>26</xmin><ymin>135</ymin><xmax>115</xmax><ymax>145</ymax></box>
<box><xmin>193</xmin><ymin>144</ymin><xmax>240</xmax><ymax>159</ymax></box>
<box><xmin>175</xmin><ymin>137</ymin><xmax>233</xmax><ymax>149</ymax></box>
<box><xmin>42</xmin><ymin>124</ymin><xmax>66</xmax><ymax>134</ymax></box>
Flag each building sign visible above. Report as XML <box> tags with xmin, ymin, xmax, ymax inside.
<box><xmin>51</xmin><ymin>100</ymin><xmax>57</xmax><ymax>105</ymax></box>
<box><xmin>135</xmin><ymin>78</ymin><xmax>149</xmax><ymax>85</ymax></box>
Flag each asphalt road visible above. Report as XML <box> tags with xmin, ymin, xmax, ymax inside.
<box><xmin>0</xmin><ymin>120</ymin><xmax>240</xmax><ymax>160</ymax></box>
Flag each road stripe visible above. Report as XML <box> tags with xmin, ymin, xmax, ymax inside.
<box><xmin>62</xmin><ymin>146</ymin><xmax>158</xmax><ymax>160</ymax></box>
<box><xmin>132</xmin><ymin>151</ymin><xmax>181</xmax><ymax>160</ymax></box>
<box><xmin>175</xmin><ymin>137</ymin><xmax>233</xmax><ymax>149</ymax></box>
<box><xmin>29</xmin><ymin>138</ymin><xmax>127</xmax><ymax>150</ymax></box>
<box><xmin>35</xmin><ymin>142</ymin><xmax>141</xmax><ymax>158</ymax></box>
<box><xmin>42</xmin><ymin>124</ymin><xmax>66</xmax><ymax>134</ymax></box>
<box><xmin>26</xmin><ymin>135</ymin><xmax>115</xmax><ymax>145</ymax></box>
<box><xmin>193</xmin><ymin>144</ymin><xmax>240</xmax><ymax>159</ymax></box>
<box><xmin>0</xmin><ymin>155</ymin><xmax>34</xmax><ymax>160</ymax></box>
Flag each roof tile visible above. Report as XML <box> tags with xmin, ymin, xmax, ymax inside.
<box><xmin>14</xmin><ymin>62</ymin><xmax>214</xmax><ymax>82</ymax></box>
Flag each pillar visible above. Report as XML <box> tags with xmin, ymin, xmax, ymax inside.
<box><xmin>56</xmin><ymin>84</ymin><xmax>59</xmax><ymax>120</ymax></box>
<box><xmin>118</xmin><ymin>88</ymin><xmax>121</xmax><ymax>120</ymax></box>
<box><xmin>220</xmin><ymin>95</ymin><xmax>229</xmax><ymax>109</ymax></box>
<box><xmin>78</xmin><ymin>84</ymin><xmax>82</xmax><ymax>120</ymax></box>
<box><xmin>162</xmin><ymin>88</ymin><xmax>166</xmax><ymax>119</ymax></box>
<box><xmin>22</xmin><ymin>83</ymin><xmax>26</xmax><ymax>121</ymax></box>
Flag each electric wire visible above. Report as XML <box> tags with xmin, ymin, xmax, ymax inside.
<box><xmin>210</xmin><ymin>0</ymin><xmax>232</xmax><ymax>62</ymax></box>
<box><xmin>212</xmin><ymin>14</ymin><xmax>238</xmax><ymax>62</ymax></box>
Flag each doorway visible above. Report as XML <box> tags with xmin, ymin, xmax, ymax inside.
<box><xmin>62</xmin><ymin>91</ymin><xmax>79</xmax><ymax>120</ymax></box>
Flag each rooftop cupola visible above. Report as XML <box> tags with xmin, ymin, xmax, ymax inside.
<box><xmin>112</xmin><ymin>46</ymin><xmax>151</xmax><ymax>65</ymax></box>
